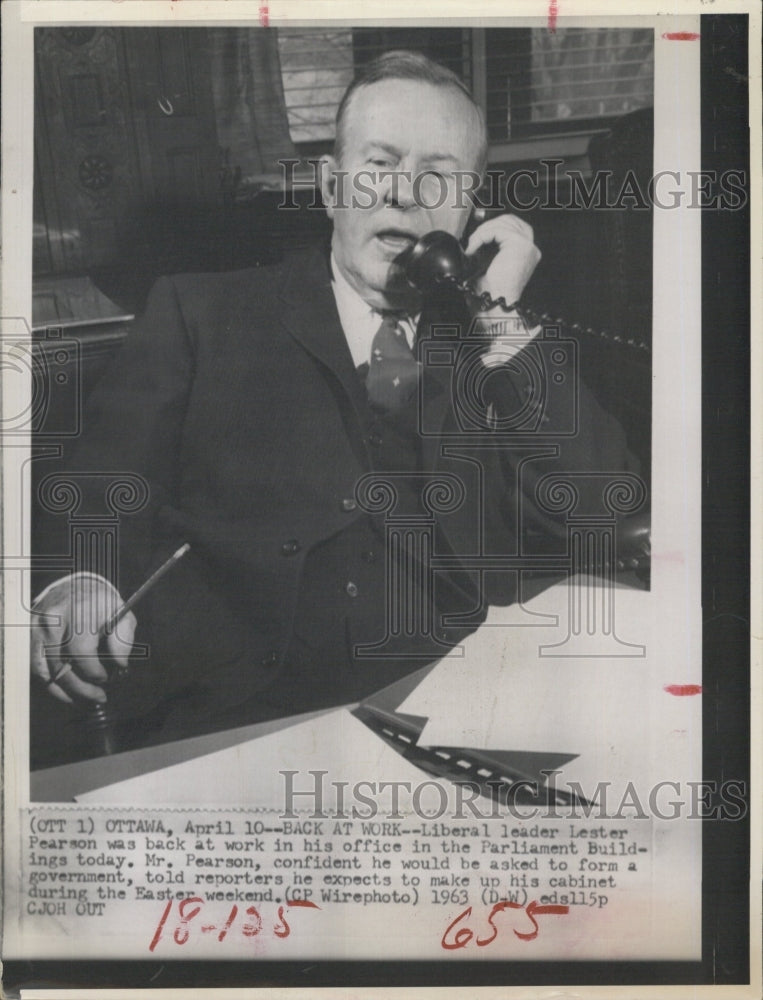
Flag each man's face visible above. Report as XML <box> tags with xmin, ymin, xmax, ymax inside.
<box><xmin>320</xmin><ymin>79</ymin><xmax>484</xmax><ymax>310</ymax></box>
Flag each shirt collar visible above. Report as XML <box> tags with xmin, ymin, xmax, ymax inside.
<box><xmin>330</xmin><ymin>253</ymin><xmax>418</xmax><ymax>368</ymax></box>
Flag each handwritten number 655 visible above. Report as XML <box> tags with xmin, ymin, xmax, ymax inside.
<box><xmin>441</xmin><ymin>900</ymin><xmax>569</xmax><ymax>950</ymax></box>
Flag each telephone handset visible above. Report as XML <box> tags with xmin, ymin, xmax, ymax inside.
<box><xmin>396</xmin><ymin>230</ymin><xmax>516</xmax><ymax>312</ymax></box>
<box><xmin>396</xmin><ymin>230</ymin><xmax>650</xmax><ymax>352</ymax></box>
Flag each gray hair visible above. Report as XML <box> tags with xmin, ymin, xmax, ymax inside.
<box><xmin>334</xmin><ymin>50</ymin><xmax>488</xmax><ymax>175</ymax></box>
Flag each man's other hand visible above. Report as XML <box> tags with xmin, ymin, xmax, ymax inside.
<box><xmin>466</xmin><ymin>214</ymin><xmax>542</xmax><ymax>306</ymax></box>
<box><xmin>31</xmin><ymin>575</ymin><xmax>136</xmax><ymax>704</ymax></box>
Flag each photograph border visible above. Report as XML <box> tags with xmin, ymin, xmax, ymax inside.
<box><xmin>2</xmin><ymin>1</ymin><xmax>759</xmax><ymax>995</ymax></box>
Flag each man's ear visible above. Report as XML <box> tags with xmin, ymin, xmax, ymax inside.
<box><xmin>318</xmin><ymin>155</ymin><xmax>339</xmax><ymax>218</ymax></box>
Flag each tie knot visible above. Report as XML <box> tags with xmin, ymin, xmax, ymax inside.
<box><xmin>375</xmin><ymin>312</ymin><xmax>416</xmax><ymax>351</ymax></box>
<box><xmin>376</xmin><ymin>311</ymin><xmax>408</xmax><ymax>333</ymax></box>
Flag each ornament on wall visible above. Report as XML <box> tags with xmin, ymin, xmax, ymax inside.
<box><xmin>78</xmin><ymin>154</ymin><xmax>113</xmax><ymax>191</ymax></box>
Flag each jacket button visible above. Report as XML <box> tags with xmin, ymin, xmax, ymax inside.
<box><xmin>361</xmin><ymin>550</ymin><xmax>376</xmax><ymax>563</ymax></box>
<box><xmin>341</xmin><ymin>498</ymin><xmax>357</xmax><ymax>512</ymax></box>
<box><xmin>368</xmin><ymin>433</ymin><xmax>383</xmax><ymax>447</ymax></box>
<box><xmin>261</xmin><ymin>650</ymin><xmax>279</xmax><ymax>667</ymax></box>
<box><xmin>346</xmin><ymin>581</ymin><xmax>359</xmax><ymax>598</ymax></box>
<box><xmin>280</xmin><ymin>539</ymin><xmax>301</xmax><ymax>556</ymax></box>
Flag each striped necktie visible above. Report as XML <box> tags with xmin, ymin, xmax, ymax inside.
<box><xmin>364</xmin><ymin>314</ymin><xmax>420</xmax><ymax>412</ymax></box>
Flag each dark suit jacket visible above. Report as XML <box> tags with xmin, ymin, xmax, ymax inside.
<box><xmin>34</xmin><ymin>243</ymin><xmax>639</xmax><ymax>747</ymax></box>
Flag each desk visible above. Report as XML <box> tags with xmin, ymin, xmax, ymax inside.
<box><xmin>30</xmin><ymin>584</ymin><xmax>648</xmax><ymax>802</ymax></box>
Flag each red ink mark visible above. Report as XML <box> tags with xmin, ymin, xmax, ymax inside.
<box><xmin>218</xmin><ymin>904</ymin><xmax>238</xmax><ymax>942</ymax></box>
<box><xmin>173</xmin><ymin>896</ymin><xmax>203</xmax><ymax>945</ymax></box>
<box><xmin>662</xmin><ymin>32</ymin><xmax>700</xmax><ymax>41</ymax></box>
<box><xmin>149</xmin><ymin>899</ymin><xmax>172</xmax><ymax>952</ymax></box>
<box><xmin>664</xmin><ymin>684</ymin><xmax>702</xmax><ymax>696</ymax></box>
<box><xmin>477</xmin><ymin>900</ymin><xmax>523</xmax><ymax>946</ymax></box>
<box><xmin>441</xmin><ymin>900</ymin><xmax>569</xmax><ymax>950</ymax></box>
<box><xmin>442</xmin><ymin>905</ymin><xmax>476</xmax><ymax>950</ymax></box>
<box><xmin>515</xmin><ymin>900</ymin><xmax>569</xmax><ymax>941</ymax></box>
<box><xmin>242</xmin><ymin>905</ymin><xmax>263</xmax><ymax>938</ymax></box>
<box><xmin>548</xmin><ymin>0</ymin><xmax>558</xmax><ymax>33</ymax></box>
<box><xmin>259</xmin><ymin>4</ymin><xmax>269</xmax><ymax>27</ymax></box>
<box><xmin>274</xmin><ymin>903</ymin><xmax>290</xmax><ymax>938</ymax></box>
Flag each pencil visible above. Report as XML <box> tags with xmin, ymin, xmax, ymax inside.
<box><xmin>102</xmin><ymin>542</ymin><xmax>191</xmax><ymax>634</ymax></box>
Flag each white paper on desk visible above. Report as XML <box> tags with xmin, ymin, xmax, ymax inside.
<box><xmin>398</xmin><ymin>576</ymin><xmax>701</xmax><ymax>787</ymax></box>
<box><xmin>75</xmin><ymin>707</ymin><xmax>430</xmax><ymax>807</ymax></box>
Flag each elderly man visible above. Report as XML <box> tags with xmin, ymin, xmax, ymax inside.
<box><xmin>31</xmin><ymin>52</ymin><xmax>636</xmax><ymax>760</ymax></box>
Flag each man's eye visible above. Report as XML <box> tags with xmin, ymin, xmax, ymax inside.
<box><xmin>369</xmin><ymin>158</ymin><xmax>393</xmax><ymax>168</ymax></box>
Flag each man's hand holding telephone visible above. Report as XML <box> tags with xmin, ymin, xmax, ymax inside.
<box><xmin>463</xmin><ymin>213</ymin><xmax>542</xmax><ymax>311</ymax></box>
<box><xmin>398</xmin><ymin>214</ymin><xmax>541</xmax><ymax>312</ymax></box>
<box><xmin>398</xmin><ymin>213</ymin><xmax>543</xmax><ymax>365</ymax></box>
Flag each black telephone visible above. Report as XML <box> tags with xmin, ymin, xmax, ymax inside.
<box><xmin>396</xmin><ymin>229</ymin><xmax>650</xmax><ymax>351</ymax></box>
<box><xmin>397</xmin><ymin>230</ymin><xmax>471</xmax><ymax>296</ymax></box>
<box><xmin>396</xmin><ymin>230</ymin><xmax>514</xmax><ymax>311</ymax></box>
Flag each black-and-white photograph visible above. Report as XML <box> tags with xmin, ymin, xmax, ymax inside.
<box><xmin>28</xmin><ymin>21</ymin><xmax>656</xmax><ymax>771</ymax></box>
<box><xmin>1</xmin><ymin>1</ymin><xmax>756</xmax><ymax>993</ymax></box>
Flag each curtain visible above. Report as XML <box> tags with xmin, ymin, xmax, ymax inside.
<box><xmin>208</xmin><ymin>28</ymin><xmax>296</xmax><ymax>184</ymax></box>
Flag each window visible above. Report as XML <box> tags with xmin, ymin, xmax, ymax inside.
<box><xmin>277</xmin><ymin>28</ymin><xmax>355</xmax><ymax>144</ymax></box>
<box><xmin>276</xmin><ymin>26</ymin><xmax>653</xmax><ymax>154</ymax></box>
<box><xmin>485</xmin><ymin>27</ymin><xmax>654</xmax><ymax>140</ymax></box>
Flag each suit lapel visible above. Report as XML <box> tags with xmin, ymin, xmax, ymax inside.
<box><xmin>270</xmin><ymin>247</ymin><xmax>476</xmax><ymax>471</ymax></box>
<box><xmin>276</xmin><ymin>244</ymin><xmax>369</xmax><ymax>418</ymax></box>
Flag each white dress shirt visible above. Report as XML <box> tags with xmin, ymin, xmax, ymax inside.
<box><xmin>330</xmin><ymin>254</ymin><xmax>418</xmax><ymax>368</ymax></box>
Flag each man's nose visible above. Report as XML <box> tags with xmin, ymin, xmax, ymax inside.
<box><xmin>382</xmin><ymin>169</ymin><xmax>417</xmax><ymax>209</ymax></box>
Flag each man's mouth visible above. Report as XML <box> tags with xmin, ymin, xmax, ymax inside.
<box><xmin>375</xmin><ymin>229</ymin><xmax>419</xmax><ymax>252</ymax></box>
